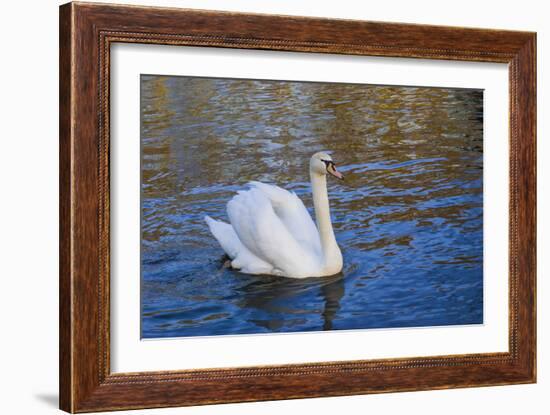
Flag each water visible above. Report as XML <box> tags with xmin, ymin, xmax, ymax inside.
<box><xmin>140</xmin><ymin>75</ymin><xmax>483</xmax><ymax>338</ymax></box>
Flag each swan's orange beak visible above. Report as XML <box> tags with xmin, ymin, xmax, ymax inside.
<box><xmin>327</xmin><ymin>163</ymin><xmax>344</xmax><ymax>180</ymax></box>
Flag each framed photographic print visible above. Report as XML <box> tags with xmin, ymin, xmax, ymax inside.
<box><xmin>59</xmin><ymin>2</ymin><xmax>536</xmax><ymax>412</ymax></box>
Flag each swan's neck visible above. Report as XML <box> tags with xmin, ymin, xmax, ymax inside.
<box><xmin>310</xmin><ymin>172</ymin><xmax>342</xmax><ymax>273</ymax></box>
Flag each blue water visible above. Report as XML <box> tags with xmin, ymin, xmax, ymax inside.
<box><xmin>140</xmin><ymin>75</ymin><xmax>483</xmax><ymax>338</ymax></box>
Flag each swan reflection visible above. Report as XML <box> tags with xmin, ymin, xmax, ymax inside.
<box><xmin>233</xmin><ymin>272</ymin><xmax>345</xmax><ymax>332</ymax></box>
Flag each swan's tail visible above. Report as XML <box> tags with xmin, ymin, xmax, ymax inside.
<box><xmin>204</xmin><ymin>216</ymin><xmax>241</xmax><ymax>259</ymax></box>
<box><xmin>204</xmin><ymin>215</ymin><xmax>273</xmax><ymax>274</ymax></box>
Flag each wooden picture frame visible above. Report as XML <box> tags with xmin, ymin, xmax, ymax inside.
<box><xmin>59</xmin><ymin>2</ymin><xmax>536</xmax><ymax>412</ymax></box>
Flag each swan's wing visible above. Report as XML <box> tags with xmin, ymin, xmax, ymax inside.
<box><xmin>204</xmin><ymin>216</ymin><xmax>273</xmax><ymax>275</ymax></box>
<box><xmin>227</xmin><ymin>188</ymin><xmax>319</xmax><ymax>277</ymax></box>
<box><xmin>248</xmin><ymin>181</ymin><xmax>321</xmax><ymax>256</ymax></box>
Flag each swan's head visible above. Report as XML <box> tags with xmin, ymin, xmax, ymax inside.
<box><xmin>310</xmin><ymin>152</ymin><xmax>344</xmax><ymax>180</ymax></box>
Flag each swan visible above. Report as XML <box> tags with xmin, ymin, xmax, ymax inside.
<box><xmin>204</xmin><ymin>152</ymin><xmax>344</xmax><ymax>278</ymax></box>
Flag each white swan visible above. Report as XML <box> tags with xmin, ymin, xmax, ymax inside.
<box><xmin>204</xmin><ymin>152</ymin><xmax>344</xmax><ymax>278</ymax></box>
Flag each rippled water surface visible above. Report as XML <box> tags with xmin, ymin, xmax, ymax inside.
<box><xmin>140</xmin><ymin>75</ymin><xmax>483</xmax><ymax>338</ymax></box>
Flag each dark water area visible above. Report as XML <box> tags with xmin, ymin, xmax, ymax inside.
<box><xmin>140</xmin><ymin>75</ymin><xmax>483</xmax><ymax>338</ymax></box>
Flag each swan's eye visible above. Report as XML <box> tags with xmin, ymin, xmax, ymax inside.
<box><xmin>321</xmin><ymin>159</ymin><xmax>335</xmax><ymax>170</ymax></box>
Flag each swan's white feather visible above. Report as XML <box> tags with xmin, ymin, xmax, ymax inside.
<box><xmin>226</xmin><ymin>188</ymin><xmax>320</xmax><ymax>278</ymax></box>
<box><xmin>204</xmin><ymin>216</ymin><xmax>240</xmax><ymax>259</ymax></box>
<box><xmin>204</xmin><ymin>216</ymin><xmax>273</xmax><ymax>275</ymax></box>
<box><xmin>248</xmin><ymin>181</ymin><xmax>321</xmax><ymax>257</ymax></box>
